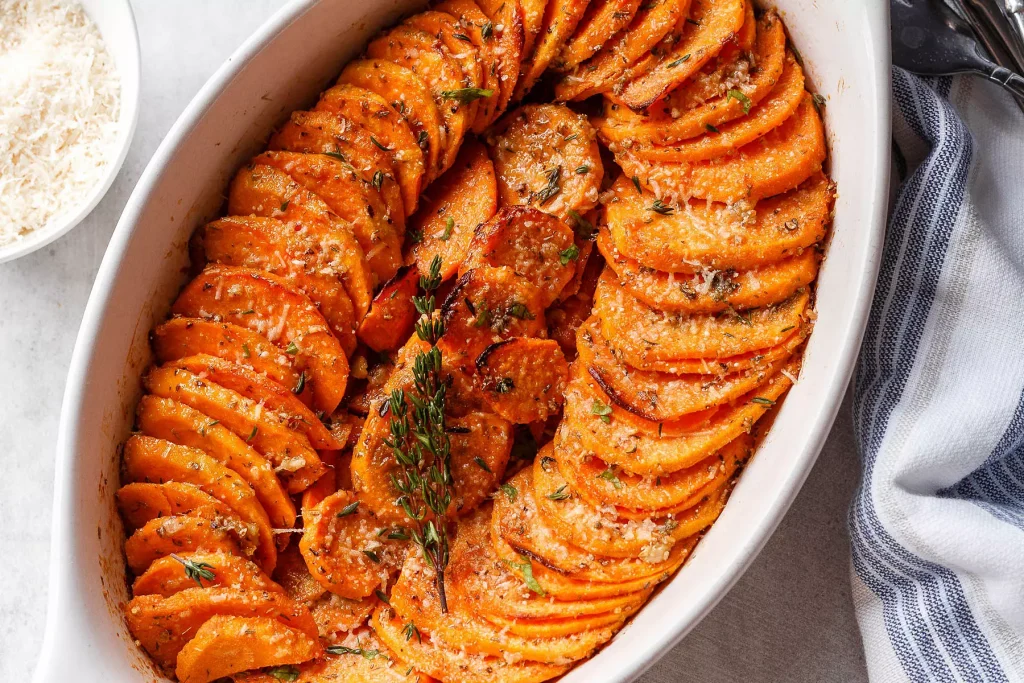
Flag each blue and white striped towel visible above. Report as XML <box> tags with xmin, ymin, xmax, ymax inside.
<box><xmin>851</xmin><ymin>67</ymin><xmax>1024</xmax><ymax>681</ymax></box>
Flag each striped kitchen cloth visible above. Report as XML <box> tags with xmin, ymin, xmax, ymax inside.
<box><xmin>851</xmin><ymin>67</ymin><xmax>1024</xmax><ymax>681</ymax></box>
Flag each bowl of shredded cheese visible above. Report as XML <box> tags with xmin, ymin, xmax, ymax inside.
<box><xmin>0</xmin><ymin>0</ymin><xmax>140</xmax><ymax>263</ymax></box>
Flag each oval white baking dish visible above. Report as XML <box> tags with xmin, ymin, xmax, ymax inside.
<box><xmin>34</xmin><ymin>1</ymin><xmax>890</xmax><ymax>680</ymax></box>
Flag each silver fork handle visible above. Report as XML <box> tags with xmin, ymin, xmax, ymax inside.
<box><xmin>986</xmin><ymin>64</ymin><xmax>1024</xmax><ymax>99</ymax></box>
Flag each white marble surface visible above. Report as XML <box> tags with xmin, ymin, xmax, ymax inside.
<box><xmin>0</xmin><ymin>2</ymin><xmax>869</xmax><ymax>679</ymax></box>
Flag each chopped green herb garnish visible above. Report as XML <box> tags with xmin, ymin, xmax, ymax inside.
<box><xmin>533</xmin><ymin>165</ymin><xmax>562</xmax><ymax>205</ymax></box>
<box><xmin>474</xmin><ymin>456</ymin><xmax>493</xmax><ymax>472</ymax></box>
<box><xmin>337</xmin><ymin>500</ymin><xmax>360</xmax><ymax>517</ymax></box>
<box><xmin>559</xmin><ymin>243</ymin><xmax>580</xmax><ymax>265</ymax></box>
<box><xmin>363</xmin><ymin>549</ymin><xmax>381</xmax><ymax>564</ymax></box>
<box><xmin>591</xmin><ymin>399</ymin><xmax>613</xmax><ymax>423</ymax></box>
<box><xmin>286</xmin><ymin>341</ymin><xmax>299</xmax><ymax>355</ymax></box>
<box><xmin>567</xmin><ymin>209</ymin><xmax>596</xmax><ymax>240</ymax></box>
<box><xmin>267</xmin><ymin>665</ymin><xmax>300</xmax><ymax>681</ymax></box>
<box><xmin>441</xmin><ymin>87</ymin><xmax>495</xmax><ymax>103</ymax></box>
<box><xmin>481</xmin><ymin>21</ymin><xmax>494</xmax><ymax>39</ymax></box>
<box><xmin>325</xmin><ymin>646</ymin><xmax>386</xmax><ymax>660</ymax></box>
<box><xmin>575</xmin><ymin>164</ymin><xmax>590</xmax><ymax>174</ymax></box>
<box><xmin>372</xmin><ymin>169</ymin><xmax>384</xmax><ymax>191</ymax></box>
<box><xmin>597</xmin><ymin>466</ymin><xmax>623</xmax><ymax>490</ymax></box>
<box><xmin>727</xmin><ymin>89</ymin><xmax>752</xmax><ymax>114</ymax></box>
<box><xmin>170</xmin><ymin>554</ymin><xmax>215</xmax><ymax>588</ymax></box>
<box><xmin>705</xmin><ymin>123</ymin><xmax>720</xmax><ymax>133</ymax></box>
<box><xmin>507</xmin><ymin>555</ymin><xmax>545</xmax><ymax>596</ymax></box>
<box><xmin>247</xmin><ymin>426</ymin><xmax>258</xmax><ymax>442</ymax></box>
<box><xmin>500</xmin><ymin>482</ymin><xmax>517</xmax><ymax>502</ymax></box>
<box><xmin>293</xmin><ymin>372</ymin><xmax>306</xmax><ymax>395</ymax></box>
<box><xmin>508</xmin><ymin>302</ymin><xmax>534</xmax><ymax>320</ymax></box>
<box><xmin>404</xmin><ymin>621</ymin><xmax>423</xmax><ymax>642</ymax></box>
<box><xmin>650</xmin><ymin>198</ymin><xmax>675</xmax><ymax>215</ymax></box>
<box><xmin>241</xmin><ymin>342</ymin><xmax>251</xmax><ymax>359</ymax></box>
<box><xmin>375</xmin><ymin>589</ymin><xmax>390</xmax><ymax>604</ymax></box>
<box><xmin>440</xmin><ymin>216</ymin><xmax>454</xmax><ymax>241</ymax></box>
<box><xmin>370</xmin><ymin>136</ymin><xmax>390</xmax><ymax>151</ymax></box>
<box><xmin>546</xmin><ymin>485</ymin><xmax>570</xmax><ymax>501</ymax></box>
<box><xmin>632</xmin><ymin>175</ymin><xmax>643</xmax><ymax>194</ymax></box>
<box><xmin>751</xmin><ymin>397</ymin><xmax>776</xmax><ymax>406</ymax></box>
<box><xmin>667</xmin><ymin>54</ymin><xmax>691</xmax><ymax>68</ymax></box>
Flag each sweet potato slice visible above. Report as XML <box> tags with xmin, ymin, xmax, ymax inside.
<box><xmin>555</xmin><ymin>0</ymin><xmax>642</xmax><ymax>71</ymax></box>
<box><xmin>373</xmin><ymin>607</ymin><xmax>569</xmax><ymax>683</ymax></box>
<box><xmin>533</xmin><ymin>455</ymin><xmax>724</xmax><ymax>559</ymax></box>
<box><xmin>136</xmin><ymin>395</ymin><xmax>297</xmax><ymax>529</ymax></box>
<box><xmin>151</xmin><ymin>319</ymin><xmax>309</xmax><ymax>406</ymax></box>
<box><xmin>597</xmin><ymin>227</ymin><xmax>819</xmax><ymax>314</ymax></box>
<box><xmin>143</xmin><ymin>365</ymin><xmax>324</xmax><ymax>494</ymax></box>
<box><xmin>488</xmin><ymin>104</ymin><xmax>603</xmax><ymax>221</ymax></box>
<box><xmin>299</xmin><ymin>445</ymin><xmax>338</xmax><ymax>515</ymax></box>
<box><xmin>490</xmin><ymin>528</ymin><xmax>664</xmax><ymax>601</ymax></box>
<box><xmin>248</xmin><ymin>150</ymin><xmax>401</xmax><ymax>285</ymax></box>
<box><xmin>172</xmin><ymin>265</ymin><xmax>349</xmax><ymax>415</ymax></box>
<box><xmin>123</xmin><ymin>435</ymin><xmax>277</xmax><ymax>572</ymax></box>
<box><xmin>175</xmin><ymin>614</ymin><xmax>321</xmax><ymax>683</ymax></box>
<box><xmin>264</xmin><ymin>113</ymin><xmax>405</xmax><ymax>272</ymax></box>
<box><xmin>460</xmin><ymin>207</ymin><xmax>577</xmax><ymax>307</ymax></box>
<box><xmin>132</xmin><ymin>551</ymin><xmax>281</xmax><ymax>598</ymax></box>
<box><xmin>316</xmin><ymin>84</ymin><xmax>426</xmax><ymax>215</ymax></box>
<box><xmin>162</xmin><ymin>356</ymin><xmax>341</xmax><ymax>450</ymax></box>
<box><xmin>275</xmin><ymin>542</ymin><xmax>328</xmax><ymax>604</ymax></box>
<box><xmin>605</xmin><ymin>171</ymin><xmax>831</xmax><ymax>272</ymax></box>
<box><xmin>503</xmin><ymin>0</ymin><xmax>546</xmax><ymax>57</ymax></box>
<box><xmin>300</xmin><ymin>490</ymin><xmax>406</xmax><ymax>599</ymax></box>
<box><xmin>617</xmin><ymin>95</ymin><xmax>827</xmax><ymax>203</ymax></box>
<box><xmin>554</xmin><ymin>0</ymin><xmax>691</xmax><ymax>101</ymax></box>
<box><xmin>226</xmin><ymin>164</ymin><xmax>374</xmax><ymax>317</ymax></box>
<box><xmin>124</xmin><ymin>587</ymin><xmax>318</xmax><ymax>671</ymax></box>
<box><xmin>448</xmin><ymin>507</ymin><xmax>651</xmax><ymax>619</ymax></box>
<box><xmin>512</xmin><ymin>0</ymin><xmax>591</xmax><ymax>101</ymax></box>
<box><xmin>473</xmin><ymin>0</ymin><xmax>526</xmax><ymax>123</ymax></box>
<box><xmin>339</xmin><ymin>59</ymin><xmax>445</xmax><ymax>184</ymax></box>
<box><xmin>553</xmin><ymin>420</ymin><xmax>750</xmax><ymax>511</ymax></box>
<box><xmin>389</xmin><ymin>538</ymin><xmax>617</xmax><ymax>663</ymax></box>
<box><xmin>366</xmin><ymin>25</ymin><xmax>472</xmax><ymax>174</ymax></box>
<box><xmin>576</xmin><ymin>316</ymin><xmax>800</xmax><ymax>420</ymax></box>
<box><xmin>594</xmin><ymin>271</ymin><xmax>809</xmax><ymax>367</ymax></box>
<box><xmin>598</xmin><ymin>11</ymin><xmax>786</xmax><ymax>145</ymax></box>
<box><xmin>475</xmin><ymin>338</ymin><xmax>569</xmax><ymax>423</ymax></box>
<box><xmin>124</xmin><ymin>514</ymin><xmax>246</xmax><ymax>575</ymax></box>
<box><xmin>309</xmin><ymin>594</ymin><xmax>378</xmax><ymax>638</ymax></box>
<box><xmin>495</xmin><ymin>457</ymin><xmax>696</xmax><ymax>580</ymax></box>
<box><xmin>434</xmin><ymin>0</ymin><xmax>500</xmax><ymax>131</ymax></box>
<box><xmin>439</xmin><ymin>266</ymin><xmax>546</xmax><ymax>370</ymax></box>
<box><xmin>357</xmin><ymin>267</ymin><xmax>420</xmax><ymax>352</ymax></box>
<box><xmin>116</xmin><ymin>482</ymin><xmax>237</xmax><ymax>532</ymax></box>
<box><xmin>617</xmin><ymin>0</ymin><xmax>746</xmax><ymax>110</ymax></box>
<box><xmin>238</xmin><ymin>634</ymin><xmax>431</xmax><ymax>683</ymax></box>
<box><xmin>482</xmin><ymin>608</ymin><xmax>627</xmax><ymax>639</ymax></box>
<box><xmin>405</xmin><ymin>11</ymin><xmax>486</xmax><ymax>134</ymax></box>
<box><xmin>569</xmin><ymin>361</ymin><xmax>796</xmax><ymax>475</ymax></box>
<box><xmin>410</xmin><ymin>138</ymin><xmax>497</xmax><ymax>281</ymax></box>
<box><xmin>352</xmin><ymin>409</ymin><xmax>511</xmax><ymax>524</ymax></box>
<box><xmin>199</xmin><ymin>215</ymin><xmax>357</xmax><ymax>354</ymax></box>
<box><xmin>626</xmin><ymin>54</ymin><xmax>804</xmax><ymax>162</ymax></box>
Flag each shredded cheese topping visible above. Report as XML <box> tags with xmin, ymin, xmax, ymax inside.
<box><xmin>0</xmin><ymin>0</ymin><xmax>121</xmax><ymax>246</ymax></box>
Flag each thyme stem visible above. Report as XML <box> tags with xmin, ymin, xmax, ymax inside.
<box><xmin>385</xmin><ymin>255</ymin><xmax>453</xmax><ymax>613</ymax></box>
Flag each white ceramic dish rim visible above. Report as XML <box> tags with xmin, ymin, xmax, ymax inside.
<box><xmin>0</xmin><ymin>0</ymin><xmax>141</xmax><ymax>265</ymax></box>
<box><xmin>35</xmin><ymin>1</ymin><xmax>891</xmax><ymax>681</ymax></box>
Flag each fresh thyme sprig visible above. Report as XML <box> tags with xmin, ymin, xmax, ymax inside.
<box><xmin>385</xmin><ymin>255</ymin><xmax>455</xmax><ymax>613</ymax></box>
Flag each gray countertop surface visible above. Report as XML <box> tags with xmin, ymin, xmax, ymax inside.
<box><xmin>0</xmin><ymin>2</ymin><xmax>869</xmax><ymax>680</ymax></box>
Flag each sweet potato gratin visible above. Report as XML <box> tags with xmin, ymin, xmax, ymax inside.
<box><xmin>118</xmin><ymin>1</ymin><xmax>831</xmax><ymax>681</ymax></box>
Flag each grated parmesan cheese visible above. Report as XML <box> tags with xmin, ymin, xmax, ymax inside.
<box><xmin>0</xmin><ymin>0</ymin><xmax>120</xmax><ymax>246</ymax></box>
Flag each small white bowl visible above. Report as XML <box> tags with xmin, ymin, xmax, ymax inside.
<box><xmin>0</xmin><ymin>0</ymin><xmax>140</xmax><ymax>264</ymax></box>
